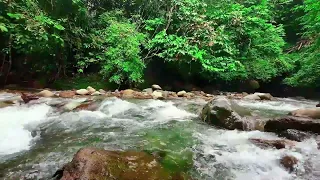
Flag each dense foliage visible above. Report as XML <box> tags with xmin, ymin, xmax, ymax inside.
<box><xmin>0</xmin><ymin>0</ymin><xmax>319</xmax><ymax>88</ymax></box>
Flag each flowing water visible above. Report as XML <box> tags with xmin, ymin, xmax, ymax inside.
<box><xmin>0</xmin><ymin>93</ymin><xmax>319</xmax><ymax>180</ymax></box>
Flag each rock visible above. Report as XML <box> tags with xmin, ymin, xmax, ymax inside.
<box><xmin>76</xmin><ymin>89</ymin><xmax>89</xmax><ymax>95</ymax></box>
<box><xmin>99</xmin><ymin>89</ymin><xmax>106</xmax><ymax>94</ymax></box>
<box><xmin>244</xmin><ymin>93</ymin><xmax>273</xmax><ymax>100</ymax></box>
<box><xmin>243</xmin><ymin>94</ymin><xmax>261</xmax><ymax>100</ymax></box>
<box><xmin>55</xmin><ymin>148</ymin><xmax>188</xmax><ymax>180</ymax></box>
<box><xmin>200</xmin><ymin>97</ymin><xmax>244</xmax><ymax>130</ymax></box>
<box><xmin>152</xmin><ymin>84</ymin><xmax>162</xmax><ymax>91</ymax></box>
<box><xmin>91</xmin><ymin>91</ymin><xmax>102</xmax><ymax>96</ymax></box>
<box><xmin>254</xmin><ymin>93</ymin><xmax>273</xmax><ymax>100</ymax></box>
<box><xmin>61</xmin><ymin>101</ymin><xmax>83</xmax><ymax>111</ymax></box>
<box><xmin>122</xmin><ymin>89</ymin><xmax>135</xmax><ymax>98</ymax></box>
<box><xmin>177</xmin><ymin>91</ymin><xmax>187</xmax><ymax>97</ymax></box>
<box><xmin>289</xmin><ymin>108</ymin><xmax>320</xmax><ymax>119</ymax></box>
<box><xmin>87</xmin><ymin>86</ymin><xmax>96</xmax><ymax>94</ymax></box>
<box><xmin>143</xmin><ymin>88</ymin><xmax>153</xmax><ymax>94</ymax></box>
<box><xmin>249</xmin><ymin>80</ymin><xmax>260</xmax><ymax>90</ymax></box>
<box><xmin>317</xmin><ymin>103</ymin><xmax>320</xmax><ymax>107</ymax></box>
<box><xmin>38</xmin><ymin>90</ymin><xmax>55</xmax><ymax>97</ymax></box>
<box><xmin>249</xmin><ymin>138</ymin><xmax>296</xmax><ymax>149</ymax></box>
<box><xmin>74</xmin><ymin>101</ymin><xmax>100</xmax><ymax>111</ymax></box>
<box><xmin>162</xmin><ymin>91</ymin><xmax>169</xmax><ymax>99</ymax></box>
<box><xmin>280</xmin><ymin>155</ymin><xmax>298</xmax><ymax>172</ymax></box>
<box><xmin>152</xmin><ymin>91</ymin><xmax>164</xmax><ymax>100</ymax></box>
<box><xmin>0</xmin><ymin>101</ymin><xmax>14</xmax><ymax>108</ymax></box>
<box><xmin>279</xmin><ymin>129</ymin><xmax>313</xmax><ymax>142</ymax></box>
<box><xmin>21</xmin><ymin>93</ymin><xmax>39</xmax><ymax>104</ymax></box>
<box><xmin>264</xmin><ymin>116</ymin><xmax>320</xmax><ymax>134</ymax></box>
<box><xmin>59</xmin><ymin>91</ymin><xmax>76</xmax><ymax>98</ymax></box>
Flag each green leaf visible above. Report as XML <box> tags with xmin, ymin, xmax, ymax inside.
<box><xmin>54</xmin><ymin>24</ymin><xmax>65</xmax><ymax>30</ymax></box>
<box><xmin>7</xmin><ymin>13</ymin><xmax>23</xmax><ymax>19</ymax></box>
<box><xmin>0</xmin><ymin>25</ymin><xmax>8</xmax><ymax>32</ymax></box>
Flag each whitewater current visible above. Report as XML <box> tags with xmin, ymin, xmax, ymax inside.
<box><xmin>0</xmin><ymin>94</ymin><xmax>319</xmax><ymax>179</ymax></box>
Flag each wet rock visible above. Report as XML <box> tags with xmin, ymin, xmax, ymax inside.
<box><xmin>200</xmin><ymin>97</ymin><xmax>244</xmax><ymax>130</ymax></box>
<box><xmin>61</xmin><ymin>101</ymin><xmax>83</xmax><ymax>111</ymax></box>
<box><xmin>87</xmin><ymin>86</ymin><xmax>96</xmax><ymax>94</ymax></box>
<box><xmin>74</xmin><ymin>101</ymin><xmax>100</xmax><ymax>111</ymax></box>
<box><xmin>0</xmin><ymin>101</ymin><xmax>14</xmax><ymax>108</ymax></box>
<box><xmin>177</xmin><ymin>91</ymin><xmax>187</xmax><ymax>97</ymax></box>
<box><xmin>55</xmin><ymin>147</ymin><xmax>188</xmax><ymax>180</ymax></box>
<box><xmin>122</xmin><ymin>89</ymin><xmax>135</xmax><ymax>98</ymax></box>
<box><xmin>91</xmin><ymin>91</ymin><xmax>102</xmax><ymax>96</ymax></box>
<box><xmin>76</xmin><ymin>89</ymin><xmax>89</xmax><ymax>95</ymax></box>
<box><xmin>244</xmin><ymin>93</ymin><xmax>273</xmax><ymax>100</ymax></box>
<box><xmin>99</xmin><ymin>89</ymin><xmax>106</xmax><ymax>94</ymax></box>
<box><xmin>21</xmin><ymin>92</ymin><xmax>39</xmax><ymax>103</ymax></box>
<box><xmin>59</xmin><ymin>91</ymin><xmax>76</xmax><ymax>98</ymax></box>
<box><xmin>243</xmin><ymin>94</ymin><xmax>261</xmax><ymax>100</ymax></box>
<box><xmin>280</xmin><ymin>155</ymin><xmax>298</xmax><ymax>172</ymax></box>
<box><xmin>289</xmin><ymin>108</ymin><xmax>320</xmax><ymax>119</ymax></box>
<box><xmin>317</xmin><ymin>103</ymin><xmax>320</xmax><ymax>107</ymax></box>
<box><xmin>279</xmin><ymin>129</ymin><xmax>313</xmax><ymax>142</ymax></box>
<box><xmin>38</xmin><ymin>90</ymin><xmax>55</xmax><ymax>97</ymax></box>
<box><xmin>249</xmin><ymin>138</ymin><xmax>296</xmax><ymax>149</ymax></box>
<box><xmin>152</xmin><ymin>84</ymin><xmax>162</xmax><ymax>91</ymax></box>
<box><xmin>265</xmin><ymin>116</ymin><xmax>320</xmax><ymax>134</ymax></box>
<box><xmin>143</xmin><ymin>88</ymin><xmax>153</xmax><ymax>94</ymax></box>
<box><xmin>152</xmin><ymin>91</ymin><xmax>164</xmax><ymax>100</ymax></box>
<box><xmin>168</xmin><ymin>91</ymin><xmax>178</xmax><ymax>98</ymax></box>
<box><xmin>249</xmin><ymin>80</ymin><xmax>260</xmax><ymax>90</ymax></box>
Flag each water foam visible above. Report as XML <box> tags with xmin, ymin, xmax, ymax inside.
<box><xmin>194</xmin><ymin>130</ymin><xmax>294</xmax><ymax>180</ymax></box>
<box><xmin>0</xmin><ymin>104</ymin><xmax>51</xmax><ymax>155</ymax></box>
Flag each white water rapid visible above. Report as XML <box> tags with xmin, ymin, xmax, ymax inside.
<box><xmin>0</xmin><ymin>93</ymin><xmax>319</xmax><ymax>180</ymax></box>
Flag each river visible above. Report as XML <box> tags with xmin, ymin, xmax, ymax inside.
<box><xmin>0</xmin><ymin>92</ymin><xmax>319</xmax><ymax>180</ymax></box>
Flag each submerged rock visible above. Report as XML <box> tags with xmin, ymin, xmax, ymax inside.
<box><xmin>91</xmin><ymin>91</ymin><xmax>102</xmax><ymax>96</ymax></box>
<box><xmin>264</xmin><ymin>116</ymin><xmax>320</xmax><ymax>134</ymax></box>
<box><xmin>280</xmin><ymin>155</ymin><xmax>298</xmax><ymax>172</ymax></box>
<box><xmin>289</xmin><ymin>108</ymin><xmax>320</xmax><ymax>119</ymax></box>
<box><xmin>249</xmin><ymin>138</ymin><xmax>296</xmax><ymax>149</ymax></box>
<box><xmin>200</xmin><ymin>97</ymin><xmax>244</xmax><ymax>130</ymax></box>
<box><xmin>98</xmin><ymin>89</ymin><xmax>106</xmax><ymax>94</ymax></box>
<box><xmin>38</xmin><ymin>90</ymin><xmax>55</xmax><ymax>97</ymax></box>
<box><xmin>76</xmin><ymin>89</ymin><xmax>89</xmax><ymax>95</ymax></box>
<box><xmin>54</xmin><ymin>148</ymin><xmax>188</xmax><ymax>180</ymax></box>
<box><xmin>279</xmin><ymin>129</ymin><xmax>313</xmax><ymax>142</ymax></box>
<box><xmin>0</xmin><ymin>101</ymin><xmax>14</xmax><ymax>108</ymax></box>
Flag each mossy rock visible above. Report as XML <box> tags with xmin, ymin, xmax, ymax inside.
<box><xmin>55</xmin><ymin>148</ymin><xmax>191</xmax><ymax>180</ymax></box>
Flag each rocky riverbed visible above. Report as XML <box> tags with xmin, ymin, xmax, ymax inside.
<box><xmin>0</xmin><ymin>86</ymin><xmax>320</xmax><ymax>180</ymax></box>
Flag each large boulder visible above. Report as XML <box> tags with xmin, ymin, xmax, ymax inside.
<box><xmin>264</xmin><ymin>116</ymin><xmax>320</xmax><ymax>134</ymax></box>
<box><xmin>200</xmin><ymin>97</ymin><xmax>245</xmax><ymax>130</ymax></box>
<box><xmin>289</xmin><ymin>108</ymin><xmax>320</xmax><ymax>119</ymax></box>
<box><xmin>76</xmin><ymin>89</ymin><xmax>89</xmax><ymax>95</ymax></box>
<box><xmin>54</xmin><ymin>148</ymin><xmax>188</xmax><ymax>180</ymax></box>
<box><xmin>38</xmin><ymin>90</ymin><xmax>55</xmax><ymax>97</ymax></box>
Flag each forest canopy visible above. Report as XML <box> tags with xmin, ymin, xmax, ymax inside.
<box><xmin>0</xmin><ymin>0</ymin><xmax>319</xmax><ymax>88</ymax></box>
